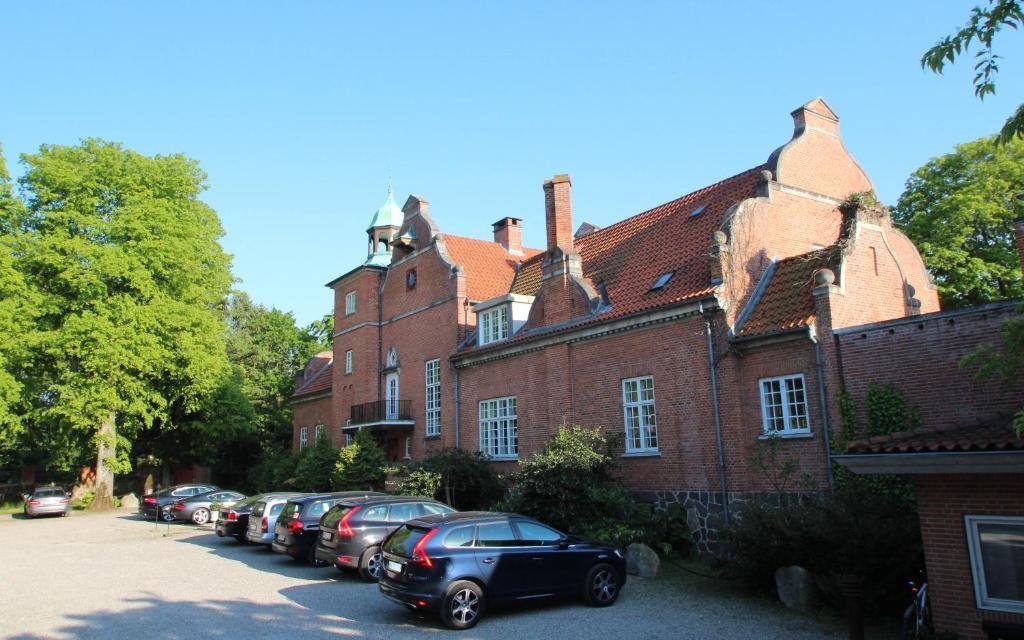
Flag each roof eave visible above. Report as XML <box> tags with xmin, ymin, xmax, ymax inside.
<box><xmin>834</xmin><ymin>450</ymin><xmax>1024</xmax><ymax>475</ymax></box>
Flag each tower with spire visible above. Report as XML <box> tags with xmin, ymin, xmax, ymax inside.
<box><xmin>365</xmin><ymin>178</ymin><xmax>404</xmax><ymax>267</ymax></box>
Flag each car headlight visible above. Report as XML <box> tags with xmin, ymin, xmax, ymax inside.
<box><xmin>613</xmin><ymin>548</ymin><xmax>623</xmax><ymax>558</ymax></box>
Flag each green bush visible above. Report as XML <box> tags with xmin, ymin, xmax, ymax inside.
<box><xmin>293</xmin><ymin>435</ymin><xmax>337</xmax><ymax>492</ymax></box>
<box><xmin>726</xmin><ymin>483</ymin><xmax>921</xmax><ymax>613</ymax></box>
<box><xmin>417</xmin><ymin>448</ymin><xmax>503</xmax><ymax>510</ymax></box>
<box><xmin>333</xmin><ymin>429</ymin><xmax>387</xmax><ymax>491</ymax></box>
<box><xmin>249</xmin><ymin>448</ymin><xmax>302</xmax><ymax>492</ymax></box>
<box><xmin>393</xmin><ymin>467</ymin><xmax>443</xmax><ymax>498</ymax></box>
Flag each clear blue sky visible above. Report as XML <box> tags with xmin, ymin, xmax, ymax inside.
<box><xmin>3</xmin><ymin>2</ymin><xmax>1022</xmax><ymax>325</ymax></box>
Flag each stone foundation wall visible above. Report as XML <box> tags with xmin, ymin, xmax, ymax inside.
<box><xmin>637</xmin><ymin>489</ymin><xmax>818</xmax><ymax>555</ymax></box>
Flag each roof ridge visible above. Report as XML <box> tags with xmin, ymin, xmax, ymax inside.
<box><xmin>294</xmin><ymin>359</ymin><xmax>332</xmax><ymax>395</ymax></box>
<box><xmin>440</xmin><ymin>232</ymin><xmax>541</xmax><ymax>256</ymax></box>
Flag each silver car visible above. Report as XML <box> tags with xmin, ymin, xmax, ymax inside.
<box><xmin>23</xmin><ymin>486</ymin><xmax>70</xmax><ymax>518</ymax></box>
<box><xmin>170</xmin><ymin>490</ymin><xmax>246</xmax><ymax>525</ymax></box>
<box><xmin>246</xmin><ymin>493</ymin><xmax>309</xmax><ymax>545</ymax></box>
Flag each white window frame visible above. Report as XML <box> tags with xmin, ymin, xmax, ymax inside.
<box><xmin>299</xmin><ymin>426</ymin><xmax>308</xmax><ymax>450</ymax></box>
<box><xmin>385</xmin><ymin>373</ymin><xmax>399</xmax><ymax>420</ymax></box>
<box><xmin>425</xmin><ymin>359</ymin><xmax>441</xmax><ymax>437</ymax></box>
<box><xmin>758</xmin><ymin>374</ymin><xmax>811</xmax><ymax>436</ymax></box>
<box><xmin>314</xmin><ymin>424</ymin><xmax>324</xmax><ymax>442</ymax></box>
<box><xmin>622</xmin><ymin>376</ymin><xmax>658</xmax><ymax>453</ymax></box>
<box><xmin>344</xmin><ymin>291</ymin><xmax>357</xmax><ymax>316</ymax></box>
<box><xmin>344</xmin><ymin>349</ymin><xmax>353</xmax><ymax>375</ymax></box>
<box><xmin>965</xmin><ymin>515</ymin><xmax>1024</xmax><ymax>614</ymax></box>
<box><xmin>479</xmin><ymin>396</ymin><xmax>518</xmax><ymax>459</ymax></box>
<box><xmin>478</xmin><ymin>305</ymin><xmax>509</xmax><ymax>346</ymax></box>
<box><xmin>404</xmin><ymin>436</ymin><xmax>412</xmax><ymax>460</ymax></box>
<box><xmin>344</xmin><ymin>433</ymin><xmax>354</xmax><ymax>447</ymax></box>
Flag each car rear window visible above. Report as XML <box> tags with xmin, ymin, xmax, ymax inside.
<box><xmin>321</xmin><ymin>505</ymin><xmax>349</xmax><ymax>529</ymax></box>
<box><xmin>384</xmin><ymin>525</ymin><xmax>433</xmax><ymax>557</ymax></box>
<box><xmin>268</xmin><ymin>503</ymin><xmax>285</xmax><ymax>517</ymax></box>
<box><xmin>307</xmin><ymin>501</ymin><xmax>329</xmax><ymax>517</ymax></box>
<box><xmin>251</xmin><ymin>502</ymin><xmax>267</xmax><ymax>517</ymax></box>
<box><xmin>34</xmin><ymin>488</ymin><xmax>63</xmax><ymax>497</ymax></box>
<box><xmin>443</xmin><ymin>526</ymin><xmax>474</xmax><ymax>548</ymax></box>
<box><xmin>280</xmin><ymin>502</ymin><xmax>300</xmax><ymax>520</ymax></box>
<box><xmin>387</xmin><ymin>503</ymin><xmax>421</xmax><ymax>523</ymax></box>
<box><xmin>422</xmin><ymin>503</ymin><xmax>455</xmax><ymax>516</ymax></box>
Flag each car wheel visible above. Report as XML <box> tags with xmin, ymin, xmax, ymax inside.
<box><xmin>583</xmin><ymin>563</ymin><xmax>621</xmax><ymax>607</ymax></box>
<box><xmin>191</xmin><ymin>508</ymin><xmax>211</xmax><ymax>525</ymax></box>
<box><xmin>160</xmin><ymin>509</ymin><xmax>175</xmax><ymax>522</ymax></box>
<box><xmin>440</xmin><ymin>580</ymin><xmax>485</xmax><ymax>630</ymax></box>
<box><xmin>358</xmin><ymin>546</ymin><xmax>384</xmax><ymax>582</ymax></box>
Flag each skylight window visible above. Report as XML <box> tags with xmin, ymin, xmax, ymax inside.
<box><xmin>649</xmin><ymin>271</ymin><xmax>675</xmax><ymax>292</ymax></box>
<box><xmin>688</xmin><ymin>205</ymin><xmax>706</xmax><ymax>218</ymax></box>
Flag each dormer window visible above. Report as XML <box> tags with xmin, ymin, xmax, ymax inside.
<box><xmin>479</xmin><ymin>305</ymin><xmax>509</xmax><ymax>345</ymax></box>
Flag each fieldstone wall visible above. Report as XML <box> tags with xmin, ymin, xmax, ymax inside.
<box><xmin>637</xmin><ymin>489</ymin><xmax>818</xmax><ymax>555</ymax></box>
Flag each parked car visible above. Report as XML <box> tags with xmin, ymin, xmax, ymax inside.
<box><xmin>23</xmin><ymin>486</ymin><xmax>70</xmax><ymax>518</ymax></box>
<box><xmin>216</xmin><ymin>494</ymin><xmax>268</xmax><ymax>541</ymax></box>
<box><xmin>378</xmin><ymin>512</ymin><xmax>626</xmax><ymax>630</ymax></box>
<box><xmin>139</xmin><ymin>484</ymin><xmax>219</xmax><ymax>521</ymax></box>
<box><xmin>170</xmin><ymin>489</ymin><xmax>246</xmax><ymax>525</ymax></box>
<box><xmin>314</xmin><ymin>495</ymin><xmax>454</xmax><ymax>580</ymax></box>
<box><xmin>245</xmin><ymin>493</ymin><xmax>310</xmax><ymax>546</ymax></box>
<box><xmin>270</xmin><ymin>491</ymin><xmax>387</xmax><ymax>565</ymax></box>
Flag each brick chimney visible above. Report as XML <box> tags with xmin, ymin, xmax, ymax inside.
<box><xmin>543</xmin><ymin>174</ymin><xmax>573</xmax><ymax>254</ymax></box>
<box><xmin>492</xmin><ymin>217</ymin><xmax>523</xmax><ymax>255</ymax></box>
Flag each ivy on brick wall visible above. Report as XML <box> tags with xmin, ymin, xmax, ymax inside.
<box><xmin>834</xmin><ymin>385</ymin><xmax>917</xmax><ymax>501</ymax></box>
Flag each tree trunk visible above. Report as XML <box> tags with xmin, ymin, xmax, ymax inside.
<box><xmin>87</xmin><ymin>415</ymin><xmax>116</xmax><ymax>511</ymax></box>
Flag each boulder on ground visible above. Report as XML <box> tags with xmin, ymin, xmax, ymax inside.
<box><xmin>119</xmin><ymin>493</ymin><xmax>139</xmax><ymax>510</ymax></box>
<box><xmin>775</xmin><ymin>565</ymin><xmax>818</xmax><ymax>613</ymax></box>
<box><xmin>625</xmin><ymin>542</ymin><xmax>660</xmax><ymax>578</ymax></box>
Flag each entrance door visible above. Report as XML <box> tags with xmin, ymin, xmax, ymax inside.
<box><xmin>385</xmin><ymin>373</ymin><xmax>399</xmax><ymax>420</ymax></box>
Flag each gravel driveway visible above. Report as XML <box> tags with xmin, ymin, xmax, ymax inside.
<box><xmin>0</xmin><ymin>510</ymin><xmax>853</xmax><ymax>639</ymax></box>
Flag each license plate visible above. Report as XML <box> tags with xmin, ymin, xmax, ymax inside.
<box><xmin>321</xmin><ymin>531</ymin><xmax>333</xmax><ymax>541</ymax></box>
<box><xmin>386</xmin><ymin>560</ymin><xmax>402</xmax><ymax>573</ymax></box>
<box><xmin>276</xmin><ymin>535</ymin><xmax>285</xmax><ymax>542</ymax></box>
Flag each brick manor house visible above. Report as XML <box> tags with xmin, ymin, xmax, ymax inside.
<box><xmin>290</xmin><ymin>98</ymin><xmax>941</xmax><ymax>546</ymax></box>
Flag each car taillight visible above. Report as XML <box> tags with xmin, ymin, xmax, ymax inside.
<box><xmin>227</xmin><ymin>511</ymin><xmax>237</xmax><ymax>521</ymax></box>
<box><xmin>143</xmin><ymin>497</ymin><xmax>156</xmax><ymax>504</ymax></box>
<box><xmin>338</xmin><ymin>506</ymin><xmax>360</xmax><ymax>538</ymax></box>
<box><xmin>411</xmin><ymin>528</ymin><xmax>439</xmax><ymax>568</ymax></box>
<box><xmin>59</xmin><ymin>498</ymin><xmax>69</xmax><ymax>504</ymax></box>
<box><xmin>173</xmin><ymin>503</ymin><xmax>186</xmax><ymax>510</ymax></box>
<box><xmin>288</xmin><ymin>519</ymin><xmax>304</xmax><ymax>534</ymax></box>
<box><xmin>28</xmin><ymin>500</ymin><xmax>40</xmax><ymax>506</ymax></box>
<box><xmin>261</xmin><ymin>516</ymin><xmax>268</xmax><ymax>533</ymax></box>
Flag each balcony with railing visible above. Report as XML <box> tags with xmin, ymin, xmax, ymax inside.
<box><xmin>347</xmin><ymin>399</ymin><xmax>414</xmax><ymax>430</ymax></box>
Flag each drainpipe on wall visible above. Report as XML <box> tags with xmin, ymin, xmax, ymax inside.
<box><xmin>811</xmin><ymin>330</ymin><xmax>835</xmax><ymax>490</ymax></box>
<box><xmin>454</xmin><ymin>367</ymin><xmax>461</xmax><ymax>449</ymax></box>
<box><xmin>702</xmin><ymin>306</ymin><xmax>730</xmax><ymax>526</ymax></box>
<box><xmin>376</xmin><ymin>271</ymin><xmax>384</xmax><ymax>404</ymax></box>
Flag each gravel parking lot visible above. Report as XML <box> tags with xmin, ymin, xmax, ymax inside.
<box><xmin>0</xmin><ymin>510</ymin><xmax>855</xmax><ymax>639</ymax></box>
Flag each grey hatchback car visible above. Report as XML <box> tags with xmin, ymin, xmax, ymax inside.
<box><xmin>246</xmin><ymin>493</ymin><xmax>310</xmax><ymax>545</ymax></box>
<box><xmin>314</xmin><ymin>496</ymin><xmax>455</xmax><ymax>580</ymax></box>
<box><xmin>23</xmin><ymin>486</ymin><xmax>70</xmax><ymax>518</ymax></box>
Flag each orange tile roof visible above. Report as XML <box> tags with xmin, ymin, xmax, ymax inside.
<box><xmin>846</xmin><ymin>422</ymin><xmax>1023</xmax><ymax>454</ymax></box>
<box><xmin>736</xmin><ymin>248</ymin><xmax>837</xmax><ymax>338</ymax></box>
<box><xmin>440</xmin><ymin>234</ymin><xmax>541</xmax><ymax>301</ymax></box>
<box><xmin>293</xmin><ymin>359</ymin><xmax>332</xmax><ymax>398</ymax></box>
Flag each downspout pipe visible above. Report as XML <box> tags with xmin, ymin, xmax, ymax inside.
<box><xmin>377</xmin><ymin>271</ymin><xmax>384</xmax><ymax>404</ymax></box>
<box><xmin>811</xmin><ymin>328</ymin><xmax>835</xmax><ymax>490</ymax></box>
<box><xmin>454</xmin><ymin>366</ymin><xmax>461</xmax><ymax>449</ymax></box>
<box><xmin>702</xmin><ymin>305</ymin><xmax>730</xmax><ymax>526</ymax></box>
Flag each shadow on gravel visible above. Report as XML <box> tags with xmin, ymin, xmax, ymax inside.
<box><xmin>174</xmin><ymin>530</ymin><xmax>335</xmax><ymax>580</ymax></box>
<box><xmin>5</xmin><ymin>593</ymin><xmax>379</xmax><ymax>640</ymax></box>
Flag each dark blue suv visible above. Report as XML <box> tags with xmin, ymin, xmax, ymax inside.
<box><xmin>378</xmin><ymin>511</ymin><xmax>626</xmax><ymax>630</ymax></box>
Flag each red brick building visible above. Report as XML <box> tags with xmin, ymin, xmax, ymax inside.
<box><xmin>291</xmin><ymin>98</ymin><xmax>942</xmax><ymax>551</ymax></box>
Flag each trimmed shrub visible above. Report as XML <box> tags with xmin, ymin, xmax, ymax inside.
<box><xmin>417</xmin><ymin>448</ymin><xmax>503</xmax><ymax>510</ymax></box>
<box><xmin>333</xmin><ymin>429</ymin><xmax>387</xmax><ymax>491</ymax></box>
<box><xmin>393</xmin><ymin>468</ymin><xmax>443</xmax><ymax>499</ymax></box>
<box><xmin>293</xmin><ymin>435</ymin><xmax>337</xmax><ymax>492</ymax></box>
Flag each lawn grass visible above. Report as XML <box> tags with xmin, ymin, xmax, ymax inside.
<box><xmin>0</xmin><ymin>501</ymin><xmax>25</xmax><ymax>515</ymax></box>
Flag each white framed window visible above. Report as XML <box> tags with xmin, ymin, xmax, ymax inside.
<box><xmin>385</xmin><ymin>373</ymin><xmax>399</xmax><ymax>420</ymax></box>
<box><xmin>966</xmin><ymin>515</ymin><xmax>1024</xmax><ymax>613</ymax></box>
<box><xmin>344</xmin><ymin>291</ymin><xmax>356</xmax><ymax>316</ymax></box>
<box><xmin>759</xmin><ymin>374</ymin><xmax>810</xmax><ymax>435</ymax></box>
<box><xmin>344</xmin><ymin>433</ymin><xmax>354</xmax><ymax>447</ymax></box>
<box><xmin>478</xmin><ymin>305</ymin><xmax>509</xmax><ymax>345</ymax></box>
<box><xmin>299</xmin><ymin>426</ymin><xmax>308</xmax><ymax>450</ymax></box>
<box><xmin>345</xmin><ymin>349</ymin><xmax>353</xmax><ymax>375</ymax></box>
<box><xmin>404</xmin><ymin>436</ymin><xmax>412</xmax><ymax>459</ymax></box>
<box><xmin>622</xmin><ymin>376</ymin><xmax>658</xmax><ymax>453</ymax></box>
<box><xmin>314</xmin><ymin>424</ymin><xmax>324</xmax><ymax>442</ymax></box>
<box><xmin>425</xmin><ymin>359</ymin><xmax>441</xmax><ymax>437</ymax></box>
<box><xmin>479</xmin><ymin>396</ymin><xmax>517</xmax><ymax>459</ymax></box>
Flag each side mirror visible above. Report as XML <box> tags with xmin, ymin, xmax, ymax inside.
<box><xmin>558</xmin><ymin>539</ymin><xmax>570</xmax><ymax>550</ymax></box>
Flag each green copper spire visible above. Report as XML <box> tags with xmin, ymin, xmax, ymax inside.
<box><xmin>366</xmin><ymin>180</ymin><xmax>403</xmax><ymax>233</ymax></box>
<box><xmin>365</xmin><ymin>177</ymin><xmax>404</xmax><ymax>266</ymax></box>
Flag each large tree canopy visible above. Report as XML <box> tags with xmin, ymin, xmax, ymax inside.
<box><xmin>923</xmin><ymin>0</ymin><xmax>1024</xmax><ymax>142</ymax></box>
<box><xmin>893</xmin><ymin>135</ymin><xmax>1024</xmax><ymax>307</ymax></box>
<box><xmin>8</xmin><ymin>139</ymin><xmax>233</xmax><ymax>502</ymax></box>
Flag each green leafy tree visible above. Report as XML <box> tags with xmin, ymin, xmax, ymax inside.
<box><xmin>417</xmin><ymin>448</ymin><xmax>503</xmax><ymax>510</ymax></box>
<box><xmin>334</xmin><ymin>429</ymin><xmax>387</xmax><ymax>491</ymax></box>
<box><xmin>923</xmin><ymin>1</ymin><xmax>1024</xmax><ymax>142</ymax></box>
<box><xmin>294</xmin><ymin>430</ymin><xmax>337</xmax><ymax>492</ymax></box>
<box><xmin>961</xmin><ymin>306</ymin><xmax>1024</xmax><ymax>435</ymax></box>
<box><xmin>10</xmin><ymin>139</ymin><xmax>233</xmax><ymax>507</ymax></box>
<box><xmin>893</xmin><ymin>136</ymin><xmax>1024</xmax><ymax>307</ymax></box>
